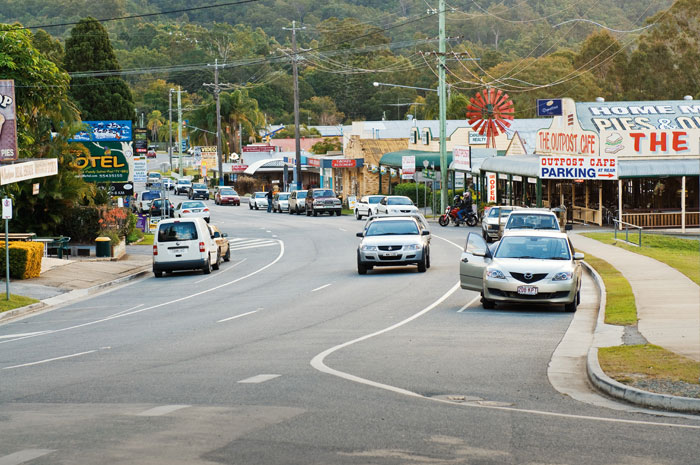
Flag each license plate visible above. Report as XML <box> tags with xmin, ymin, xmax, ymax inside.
<box><xmin>382</xmin><ymin>253</ymin><xmax>399</xmax><ymax>258</ymax></box>
<box><xmin>193</xmin><ymin>209</ymin><xmax>201</xmax><ymax>212</ymax></box>
<box><xmin>517</xmin><ymin>286</ymin><xmax>538</xmax><ymax>295</ymax></box>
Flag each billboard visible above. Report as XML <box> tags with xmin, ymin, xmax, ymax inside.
<box><xmin>134</xmin><ymin>128</ymin><xmax>148</xmax><ymax>153</ymax></box>
<box><xmin>71</xmin><ymin>141</ymin><xmax>133</xmax><ymax>183</ymax></box>
<box><xmin>539</xmin><ymin>155</ymin><xmax>617</xmax><ymax>180</ymax></box>
<box><xmin>71</xmin><ymin>120</ymin><xmax>133</xmax><ymax>142</ymax></box>
<box><xmin>0</xmin><ymin>80</ymin><xmax>18</xmax><ymax>162</ymax></box>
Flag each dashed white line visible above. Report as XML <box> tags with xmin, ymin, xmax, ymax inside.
<box><xmin>0</xmin><ymin>449</ymin><xmax>55</xmax><ymax>465</ymax></box>
<box><xmin>217</xmin><ymin>310</ymin><xmax>258</xmax><ymax>323</ymax></box>
<box><xmin>238</xmin><ymin>374</ymin><xmax>280</xmax><ymax>384</ymax></box>
<box><xmin>0</xmin><ymin>331</ymin><xmax>50</xmax><ymax>339</ymax></box>
<box><xmin>3</xmin><ymin>350</ymin><xmax>97</xmax><ymax>370</ymax></box>
<box><xmin>137</xmin><ymin>405</ymin><xmax>190</xmax><ymax>417</ymax></box>
<box><xmin>311</xmin><ymin>283</ymin><xmax>332</xmax><ymax>292</ymax></box>
<box><xmin>228</xmin><ymin>243</ymin><xmax>277</xmax><ymax>251</ymax></box>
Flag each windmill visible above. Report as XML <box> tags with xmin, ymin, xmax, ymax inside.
<box><xmin>466</xmin><ymin>88</ymin><xmax>515</xmax><ymax>148</ymax></box>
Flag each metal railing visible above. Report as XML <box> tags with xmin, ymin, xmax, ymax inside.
<box><xmin>613</xmin><ymin>219</ymin><xmax>643</xmax><ymax>247</ymax></box>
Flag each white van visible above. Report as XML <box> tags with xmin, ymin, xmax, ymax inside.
<box><xmin>152</xmin><ymin>217</ymin><xmax>220</xmax><ymax>277</ymax></box>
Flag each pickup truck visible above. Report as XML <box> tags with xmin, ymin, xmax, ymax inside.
<box><xmin>145</xmin><ymin>172</ymin><xmax>162</xmax><ymax>188</ymax></box>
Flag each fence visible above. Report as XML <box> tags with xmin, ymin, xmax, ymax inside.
<box><xmin>622</xmin><ymin>211</ymin><xmax>700</xmax><ymax>229</ymax></box>
<box><xmin>613</xmin><ymin>219</ymin><xmax>643</xmax><ymax>247</ymax></box>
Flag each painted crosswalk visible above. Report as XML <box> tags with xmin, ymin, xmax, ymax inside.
<box><xmin>228</xmin><ymin>238</ymin><xmax>278</xmax><ymax>251</ymax></box>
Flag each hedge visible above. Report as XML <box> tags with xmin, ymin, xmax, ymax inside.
<box><xmin>393</xmin><ymin>183</ymin><xmax>431</xmax><ymax>208</ymax></box>
<box><xmin>0</xmin><ymin>241</ymin><xmax>44</xmax><ymax>279</ymax></box>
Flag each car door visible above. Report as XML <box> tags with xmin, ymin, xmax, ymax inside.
<box><xmin>459</xmin><ymin>232</ymin><xmax>491</xmax><ymax>292</ymax></box>
<box><xmin>376</xmin><ymin>197</ymin><xmax>387</xmax><ymax>215</ymax></box>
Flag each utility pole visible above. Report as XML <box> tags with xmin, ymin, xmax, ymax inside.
<box><xmin>177</xmin><ymin>86</ymin><xmax>183</xmax><ymax>176</ymax></box>
<box><xmin>438</xmin><ymin>0</ymin><xmax>448</xmax><ymax>212</ymax></box>
<box><xmin>169</xmin><ymin>89</ymin><xmax>174</xmax><ymax>169</ymax></box>
<box><xmin>283</xmin><ymin>20</ymin><xmax>306</xmax><ymax>190</ymax></box>
<box><xmin>204</xmin><ymin>60</ymin><xmax>235</xmax><ymax>186</ymax></box>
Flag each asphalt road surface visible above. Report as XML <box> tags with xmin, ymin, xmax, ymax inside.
<box><xmin>1</xmin><ymin>190</ymin><xmax>699</xmax><ymax>464</ymax></box>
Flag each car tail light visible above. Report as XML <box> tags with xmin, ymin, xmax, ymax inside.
<box><xmin>203</xmin><ymin>208</ymin><xmax>209</xmax><ymax>212</ymax></box>
<box><xmin>199</xmin><ymin>242</ymin><xmax>206</xmax><ymax>252</ymax></box>
<box><xmin>153</xmin><ymin>245</ymin><xmax>158</xmax><ymax>256</ymax></box>
<box><xmin>182</xmin><ymin>209</ymin><xmax>190</xmax><ymax>214</ymax></box>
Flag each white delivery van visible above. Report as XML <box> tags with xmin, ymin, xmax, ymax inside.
<box><xmin>152</xmin><ymin>217</ymin><xmax>220</xmax><ymax>277</ymax></box>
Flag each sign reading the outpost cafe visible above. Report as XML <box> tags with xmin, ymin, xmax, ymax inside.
<box><xmin>536</xmin><ymin>98</ymin><xmax>599</xmax><ymax>156</ymax></box>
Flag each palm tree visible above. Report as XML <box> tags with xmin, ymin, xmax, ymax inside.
<box><xmin>219</xmin><ymin>89</ymin><xmax>265</xmax><ymax>155</ymax></box>
<box><xmin>147</xmin><ymin>110</ymin><xmax>165</xmax><ymax>142</ymax></box>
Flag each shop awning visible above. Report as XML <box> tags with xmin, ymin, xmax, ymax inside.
<box><xmin>243</xmin><ymin>158</ymin><xmax>285</xmax><ymax>175</ymax></box>
<box><xmin>380</xmin><ymin>150</ymin><xmax>453</xmax><ymax>169</ymax></box>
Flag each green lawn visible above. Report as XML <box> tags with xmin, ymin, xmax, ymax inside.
<box><xmin>599</xmin><ymin>345</ymin><xmax>700</xmax><ymax>385</ymax></box>
<box><xmin>0</xmin><ymin>294</ymin><xmax>40</xmax><ymax>313</ymax></box>
<box><xmin>584</xmin><ymin>254</ymin><xmax>637</xmax><ymax>326</ymax></box>
<box><xmin>134</xmin><ymin>234</ymin><xmax>154</xmax><ymax>246</ymax></box>
<box><xmin>582</xmin><ymin>232</ymin><xmax>700</xmax><ymax>285</ymax></box>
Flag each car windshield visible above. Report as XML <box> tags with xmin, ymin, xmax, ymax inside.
<box><xmin>365</xmin><ymin>220</ymin><xmax>419</xmax><ymax>236</ymax></box>
<box><xmin>295</xmin><ymin>191</ymin><xmax>307</xmax><ymax>197</ymax></box>
<box><xmin>506</xmin><ymin>214</ymin><xmax>559</xmax><ymax>230</ymax></box>
<box><xmin>177</xmin><ymin>180</ymin><xmax>190</xmax><ymax>185</ymax></box>
<box><xmin>387</xmin><ymin>197</ymin><xmax>412</xmax><ymax>205</ymax></box>
<box><xmin>157</xmin><ymin>222</ymin><xmax>198</xmax><ymax>242</ymax></box>
<box><xmin>220</xmin><ymin>189</ymin><xmax>236</xmax><ymax>195</ymax></box>
<box><xmin>255</xmin><ymin>192</ymin><xmax>266</xmax><ymax>198</ymax></box>
<box><xmin>148</xmin><ymin>173</ymin><xmax>161</xmax><ymax>178</ymax></box>
<box><xmin>193</xmin><ymin>183</ymin><xmax>207</xmax><ymax>189</ymax></box>
<box><xmin>487</xmin><ymin>208</ymin><xmax>500</xmax><ymax>217</ymax></box>
<box><xmin>495</xmin><ymin>236</ymin><xmax>571</xmax><ymax>260</ymax></box>
<box><xmin>368</xmin><ymin>197</ymin><xmax>383</xmax><ymax>204</ymax></box>
<box><xmin>277</xmin><ymin>193</ymin><xmax>289</xmax><ymax>200</ymax></box>
<box><xmin>313</xmin><ymin>190</ymin><xmax>335</xmax><ymax>198</ymax></box>
<box><xmin>142</xmin><ymin>191</ymin><xmax>161</xmax><ymax>200</ymax></box>
<box><xmin>182</xmin><ymin>201</ymin><xmax>205</xmax><ymax>209</ymax></box>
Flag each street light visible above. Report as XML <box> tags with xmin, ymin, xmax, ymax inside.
<box><xmin>373</xmin><ymin>81</ymin><xmax>437</xmax><ymax>94</ymax></box>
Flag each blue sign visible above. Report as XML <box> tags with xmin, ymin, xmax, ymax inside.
<box><xmin>537</xmin><ymin>99</ymin><xmax>563</xmax><ymax>117</ymax></box>
<box><xmin>70</xmin><ymin>120</ymin><xmax>133</xmax><ymax>142</ymax></box>
<box><xmin>181</xmin><ymin>139</ymin><xmax>188</xmax><ymax>151</ymax></box>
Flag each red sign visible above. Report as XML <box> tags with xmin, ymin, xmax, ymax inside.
<box><xmin>242</xmin><ymin>145</ymin><xmax>275</xmax><ymax>153</ymax></box>
<box><xmin>230</xmin><ymin>164</ymin><xmax>248</xmax><ymax>173</ymax></box>
<box><xmin>331</xmin><ymin>159</ymin><xmax>356</xmax><ymax>168</ymax></box>
<box><xmin>307</xmin><ymin>157</ymin><xmax>321</xmax><ymax>168</ymax></box>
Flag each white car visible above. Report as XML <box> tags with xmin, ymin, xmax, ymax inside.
<box><xmin>133</xmin><ymin>190</ymin><xmax>162</xmax><ymax>214</ymax></box>
<box><xmin>503</xmin><ymin>210</ymin><xmax>562</xmax><ymax>234</ymax></box>
<box><xmin>152</xmin><ymin>217</ymin><xmax>220</xmax><ymax>276</ymax></box>
<box><xmin>354</xmin><ymin>195</ymin><xmax>385</xmax><ymax>220</ymax></box>
<box><xmin>481</xmin><ymin>206</ymin><xmax>525</xmax><ymax>243</ymax></box>
<box><xmin>249</xmin><ymin>191</ymin><xmax>268</xmax><ymax>210</ymax></box>
<box><xmin>175</xmin><ymin>200</ymin><xmax>210</xmax><ymax>223</ymax></box>
<box><xmin>356</xmin><ymin>216</ymin><xmax>431</xmax><ymax>274</ymax></box>
<box><xmin>375</xmin><ymin>196</ymin><xmax>418</xmax><ymax>216</ymax></box>
<box><xmin>460</xmin><ymin>231</ymin><xmax>583</xmax><ymax>312</ymax></box>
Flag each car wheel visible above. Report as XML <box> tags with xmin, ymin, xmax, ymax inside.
<box><xmin>565</xmin><ymin>293</ymin><xmax>579</xmax><ymax>312</ymax></box>
<box><xmin>426</xmin><ymin>247</ymin><xmax>431</xmax><ymax>269</ymax></box>
<box><xmin>224</xmin><ymin>247</ymin><xmax>231</xmax><ymax>262</ymax></box>
<box><xmin>249</xmin><ymin>203</ymin><xmax>253</xmax><ymax>210</ymax></box>
<box><xmin>205</xmin><ymin>217</ymin><xmax>210</xmax><ymax>223</ymax></box>
<box><xmin>212</xmin><ymin>250</ymin><xmax>221</xmax><ymax>270</ymax></box>
<box><xmin>313</xmin><ymin>210</ymin><xmax>318</xmax><ymax>217</ymax></box>
<box><xmin>417</xmin><ymin>253</ymin><xmax>427</xmax><ymax>272</ymax></box>
<box><xmin>202</xmin><ymin>257</ymin><xmax>212</xmax><ymax>275</ymax></box>
<box><xmin>481</xmin><ymin>296</ymin><xmax>495</xmax><ymax>309</ymax></box>
<box><xmin>355</xmin><ymin>209</ymin><xmax>361</xmax><ymax>220</ymax></box>
<box><xmin>357</xmin><ymin>255</ymin><xmax>367</xmax><ymax>275</ymax></box>
<box><xmin>306</xmin><ymin>209</ymin><xmax>312</xmax><ymax>216</ymax></box>
<box><xmin>153</xmin><ymin>269</ymin><xmax>162</xmax><ymax>278</ymax></box>
<box><xmin>336</xmin><ymin>210</ymin><xmax>341</xmax><ymax>216</ymax></box>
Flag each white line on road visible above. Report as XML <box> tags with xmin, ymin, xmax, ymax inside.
<box><xmin>3</xmin><ymin>350</ymin><xmax>97</xmax><ymax>370</ymax></box>
<box><xmin>194</xmin><ymin>259</ymin><xmax>247</xmax><ymax>284</ymax></box>
<box><xmin>311</xmin><ymin>283</ymin><xmax>332</xmax><ymax>292</ymax></box>
<box><xmin>338</xmin><ymin>227</ymin><xmax>347</xmax><ymax>232</ymax></box>
<box><xmin>0</xmin><ymin>331</ymin><xmax>50</xmax><ymax>339</ymax></box>
<box><xmin>228</xmin><ymin>243</ymin><xmax>277</xmax><ymax>251</ymax></box>
<box><xmin>0</xmin><ymin>450</ymin><xmax>55</xmax><ymax>465</ymax></box>
<box><xmin>217</xmin><ymin>310</ymin><xmax>258</xmax><ymax>323</ymax></box>
<box><xmin>238</xmin><ymin>374</ymin><xmax>280</xmax><ymax>384</ymax></box>
<box><xmin>104</xmin><ymin>303</ymin><xmax>144</xmax><ymax>319</ymax></box>
<box><xmin>137</xmin><ymin>405</ymin><xmax>190</xmax><ymax>417</ymax></box>
<box><xmin>457</xmin><ymin>295</ymin><xmax>480</xmax><ymax>313</ymax></box>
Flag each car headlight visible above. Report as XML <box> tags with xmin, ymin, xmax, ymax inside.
<box><xmin>552</xmin><ymin>271</ymin><xmax>573</xmax><ymax>281</ymax></box>
<box><xmin>405</xmin><ymin>244</ymin><xmax>421</xmax><ymax>251</ymax></box>
<box><xmin>361</xmin><ymin>245</ymin><xmax>378</xmax><ymax>252</ymax></box>
<box><xmin>485</xmin><ymin>268</ymin><xmax>506</xmax><ymax>279</ymax></box>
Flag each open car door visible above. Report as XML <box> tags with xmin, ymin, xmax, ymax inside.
<box><xmin>459</xmin><ymin>232</ymin><xmax>491</xmax><ymax>292</ymax></box>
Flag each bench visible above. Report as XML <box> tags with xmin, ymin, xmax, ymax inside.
<box><xmin>37</xmin><ymin>236</ymin><xmax>71</xmax><ymax>258</ymax></box>
<box><xmin>4</xmin><ymin>233</ymin><xmax>36</xmax><ymax>241</ymax></box>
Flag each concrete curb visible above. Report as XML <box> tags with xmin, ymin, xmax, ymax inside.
<box><xmin>582</xmin><ymin>260</ymin><xmax>700</xmax><ymax>414</ymax></box>
<box><xmin>0</xmin><ymin>268</ymin><xmax>151</xmax><ymax>324</ymax></box>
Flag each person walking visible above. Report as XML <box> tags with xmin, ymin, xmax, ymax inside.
<box><xmin>266</xmin><ymin>187</ymin><xmax>274</xmax><ymax>213</ymax></box>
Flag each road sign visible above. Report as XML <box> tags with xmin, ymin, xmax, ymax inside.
<box><xmin>2</xmin><ymin>198</ymin><xmax>11</xmax><ymax>219</ymax></box>
<box><xmin>537</xmin><ymin>99</ymin><xmax>563</xmax><ymax>117</ymax></box>
<box><xmin>539</xmin><ymin>155</ymin><xmax>617</xmax><ymax>180</ymax></box>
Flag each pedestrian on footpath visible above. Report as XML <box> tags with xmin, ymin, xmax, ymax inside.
<box><xmin>266</xmin><ymin>187</ymin><xmax>273</xmax><ymax>213</ymax></box>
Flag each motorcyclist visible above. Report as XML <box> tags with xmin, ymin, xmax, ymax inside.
<box><xmin>456</xmin><ymin>191</ymin><xmax>472</xmax><ymax>223</ymax></box>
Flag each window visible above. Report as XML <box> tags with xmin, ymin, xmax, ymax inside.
<box><xmin>182</xmin><ymin>201</ymin><xmax>205</xmax><ymax>209</ymax></box>
<box><xmin>313</xmin><ymin>190</ymin><xmax>335</xmax><ymax>198</ymax></box>
<box><xmin>466</xmin><ymin>234</ymin><xmax>486</xmax><ymax>254</ymax></box>
<box><xmin>366</xmin><ymin>220</ymin><xmax>419</xmax><ymax>236</ymax></box>
<box><xmin>495</xmin><ymin>236</ymin><xmax>570</xmax><ymax>260</ymax></box>
<box><xmin>387</xmin><ymin>197</ymin><xmax>413</xmax><ymax>206</ymax></box>
<box><xmin>142</xmin><ymin>191</ymin><xmax>161</xmax><ymax>201</ymax></box>
<box><xmin>158</xmin><ymin>222</ymin><xmax>198</xmax><ymax>242</ymax></box>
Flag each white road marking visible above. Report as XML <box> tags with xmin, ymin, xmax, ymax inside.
<box><xmin>137</xmin><ymin>405</ymin><xmax>190</xmax><ymax>417</ymax></box>
<box><xmin>311</xmin><ymin>283</ymin><xmax>332</xmax><ymax>292</ymax></box>
<box><xmin>457</xmin><ymin>295</ymin><xmax>480</xmax><ymax>313</ymax></box>
<box><xmin>0</xmin><ymin>450</ymin><xmax>55</xmax><ymax>465</ymax></box>
<box><xmin>3</xmin><ymin>350</ymin><xmax>97</xmax><ymax>370</ymax></box>
<box><xmin>238</xmin><ymin>374</ymin><xmax>280</xmax><ymax>384</ymax></box>
<box><xmin>266</xmin><ymin>230</ymin><xmax>272</xmax><ymax>233</ymax></box>
<box><xmin>217</xmin><ymin>310</ymin><xmax>258</xmax><ymax>323</ymax></box>
<box><xmin>228</xmin><ymin>243</ymin><xmax>277</xmax><ymax>251</ymax></box>
<box><xmin>0</xmin><ymin>240</ymin><xmax>285</xmax><ymax>345</ymax></box>
<box><xmin>339</xmin><ymin>227</ymin><xmax>347</xmax><ymax>232</ymax></box>
<box><xmin>312</xmin><ymin>234</ymin><xmax>700</xmax><ymax>430</ymax></box>
<box><xmin>229</xmin><ymin>238</ymin><xmax>268</xmax><ymax>244</ymax></box>
<box><xmin>104</xmin><ymin>303</ymin><xmax>144</xmax><ymax>319</ymax></box>
<box><xmin>194</xmin><ymin>259</ymin><xmax>247</xmax><ymax>284</ymax></box>
<box><xmin>0</xmin><ymin>331</ymin><xmax>50</xmax><ymax>339</ymax></box>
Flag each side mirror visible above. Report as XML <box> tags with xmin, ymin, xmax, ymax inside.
<box><xmin>421</xmin><ymin>230</ymin><xmax>430</xmax><ymax>236</ymax></box>
<box><xmin>214</xmin><ymin>232</ymin><xmax>221</xmax><ymax>238</ymax></box>
<box><xmin>565</xmin><ymin>224</ymin><xmax>573</xmax><ymax>231</ymax></box>
<box><xmin>574</xmin><ymin>252</ymin><xmax>585</xmax><ymax>260</ymax></box>
<box><xmin>356</xmin><ymin>232</ymin><xmax>364</xmax><ymax>238</ymax></box>
<box><xmin>222</xmin><ymin>233</ymin><xmax>228</xmax><ymax>238</ymax></box>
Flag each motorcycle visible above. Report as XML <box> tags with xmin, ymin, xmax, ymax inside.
<box><xmin>438</xmin><ymin>205</ymin><xmax>478</xmax><ymax>227</ymax></box>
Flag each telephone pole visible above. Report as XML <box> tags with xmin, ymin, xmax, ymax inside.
<box><xmin>438</xmin><ymin>0</ymin><xmax>448</xmax><ymax>212</ymax></box>
<box><xmin>283</xmin><ymin>21</ymin><xmax>306</xmax><ymax>190</ymax></box>
<box><xmin>168</xmin><ymin>88</ymin><xmax>174</xmax><ymax>169</ymax></box>
<box><xmin>177</xmin><ymin>86</ymin><xmax>183</xmax><ymax>176</ymax></box>
<box><xmin>204</xmin><ymin>60</ymin><xmax>235</xmax><ymax>186</ymax></box>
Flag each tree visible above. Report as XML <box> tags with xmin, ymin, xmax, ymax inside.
<box><xmin>0</xmin><ymin>24</ymin><xmax>92</xmax><ymax>235</ymax></box>
<box><xmin>147</xmin><ymin>110</ymin><xmax>166</xmax><ymax>142</ymax></box>
<box><xmin>311</xmin><ymin>137</ymin><xmax>342</xmax><ymax>154</ymax></box>
<box><xmin>575</xmin><ymin>31</ymin><xmax>627</xmax><ymax>100</ymax></box>
<box><xmin>302</xmin><ymin>96</ymin><xmax>345</xmax><ymax>125</ymax></box>
<box><xmin>64</xmin><ymin>18</ymin><xmax>135</xmax><ymax>121</ymax></box>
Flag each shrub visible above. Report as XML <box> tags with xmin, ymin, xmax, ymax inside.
<box><xmin>393</xmin><ymin>183</ymin><xmax>431</xmax><ymax>208</ymax></box>
<box><xmin>235</xmin><ymin>175</ymin><xmax>260</xmax><ymax>195</ymax></box>
<box><xmin>0</xmin><ymin>241</ymin><xmax>44</xmax><ymax>279</ymax></box>
<box><xmin>62</xmin><ymin>206</ymin><xmax>100</xmax><ymax>243</ymax></box>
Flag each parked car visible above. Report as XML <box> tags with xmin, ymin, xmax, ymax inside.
<box><xmin>272</xmin><ymin>192</ymin><xmax>290</xmax><ymax>212</ymax></box>
<box><xmin>459</xmin><ymin>230</ymin><xmax>583</xmax><ymax>311</ymax></box>
<box><xmin>134</xmin><ymin>190</ymin><xmax>162</xmax><ymax>214</ymax></box>
<box><xmin>214</xmin><ymin>187</ymin><xmax>240</xmax><ymax>206</ymax></box>
<box><xmin>162</xmin><ymin>178</ymin><xmax>174</xmax><ymax>190</ymax></box>
<box><xmin>175</xmin><ymin>200</ymin><xmax>210</xmax><ymax>222</ymax></box>
<box><xmin>363</xmin><ymin>213</ymin><xmax>432</xmax><ymax>243</ymax></box>
<box><xmin>152</xmin><ymin>217</ymin><xmax>220</xmax><ymax>277</ymax></box>
<box><xmin>354</xmin><ymin>195</ymin><xmax>385</xmax><ymax>220</ymax></box>
<box><xmin>208</xmin><ymin>223</ymin><xmax>231</xmax><ymax>262</ymax></box>
<box><xmin>375</xmin><ymin>196</ymin><xmax>418</xmax><ymax>216</ymax></box>
<box><xmin>356</xmin><ymin>216</ymin><xmax>431</xmax><ymax>274</ymax></box>
<box><xmin>145</xmin><ymin>172</ymin><xmax>162</xmax><ymax>188</ymax></box>
<box><xmin>249</xmin><ymin>191</ymin><xmax>268</xmax><ymax>210</ymax></box>
<box><xmin>188</xmin><ymin>183</ymin><xmax>209</xmax><ymax>200</ymax></box>
<box><xmin>481</xmin><ymin>206</ymin><xmax>524</xmax><ymax>243</ymax></box>
<box><xmin>305</xmin><ymin>188</ymin><xmax>342</xmax><ymax>216</ymax></box>
<box><xmin>175</xmin><ymin>178</ymin><xmax>192</xmax><ymax>195</ymax></box>
<box><xmin>146</xmin><ymin>148</ymin><xmax>157</xmax><ymax>158</ymax></box>
<box><xmin>503</xmin><ymin>210</ymin><xmax>562</xmax><ymax>234</ymax></box>
<box><xmin>288</xmin><ymin>190</ymin><xmax>307</xmax><ymax>214</ymax></box>
<box><xmin>149</xmin><ymin>198</ymin><xmax>174</xmax><ymax>218</ymax></box>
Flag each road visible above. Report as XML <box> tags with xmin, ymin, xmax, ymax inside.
<box><xmin>1</xmin><ymin>186</ymin><xmax>699</xmax><ymax>464</ymax></box>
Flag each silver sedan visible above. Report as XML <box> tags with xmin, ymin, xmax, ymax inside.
<box><xmin>175</xmin><ymin>200</ymin><xmax>211</xmax><ymax>223</ymax></box>
<box><xmin>460</xmin><ymin>230</ymin><xmax>583</xmax><ymax>311</ymax></box>
<box><xmin>356</xmin><ymin>217</ymin><xmax>430</xmax><ymax>274</ymax></box>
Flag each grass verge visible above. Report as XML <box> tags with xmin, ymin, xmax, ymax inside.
<box><xmin>584</xmin><ymin>254</ymin><xmax>636</xmax><ymax>326</ymax></box>
<box><xmin>582</xmin><ymin>232</ymin><xmax>700</xmax><ymax>285</ymax></box>
<box><xmin>0</xmin><ymin>294</ymin><xmax>40</xmax><ymax>313</ymax></box>
<box><xmin>134</xmin><ymin>234</ymin><xmax>154</xmax><ymax>246</ymax></box>
<box><xmin>599</xmin><ymin>345</ymin><xmax>699</xmax><ymax>385</ymax></box>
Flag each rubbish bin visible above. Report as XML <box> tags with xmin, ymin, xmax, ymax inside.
<box><xmin>95</xmin><ymin>236</ymin><xmax>111</xmax><ymax>258</ymax></box>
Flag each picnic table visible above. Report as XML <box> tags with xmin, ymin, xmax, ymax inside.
<box><xmin>4</xmin><ymin>233</ymin><xmax>36</xmax><ymax>241</ymax></box>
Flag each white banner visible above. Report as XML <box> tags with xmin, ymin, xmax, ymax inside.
<box><xmin>487</xmin><ymin>173</ymin><xmax>497</xmax><ymax>203</ymax></box>
<box><xmin>401</xmin><ymin>155</ymin><xmax>415</xmax><ymax>175</ymax></box>
<box><xmin>539</xmin><ymin>155</ymin><xmax>617</xmax><ymax>180</ymax></box>
<box><xmin>0</xmin><ymin>159</ymin><xmax>58</xmax><ymax>185</ymax></box>
<box><xmin>452</xmin><ymin>146</ymin><xmax>471</xmax><ymax>171</ymax></box>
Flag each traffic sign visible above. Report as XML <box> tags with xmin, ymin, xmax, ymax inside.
<box><xmin>2</xmin><ymin>198</ymin><xmax>11</xmax><ymax>220</ymax></box>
